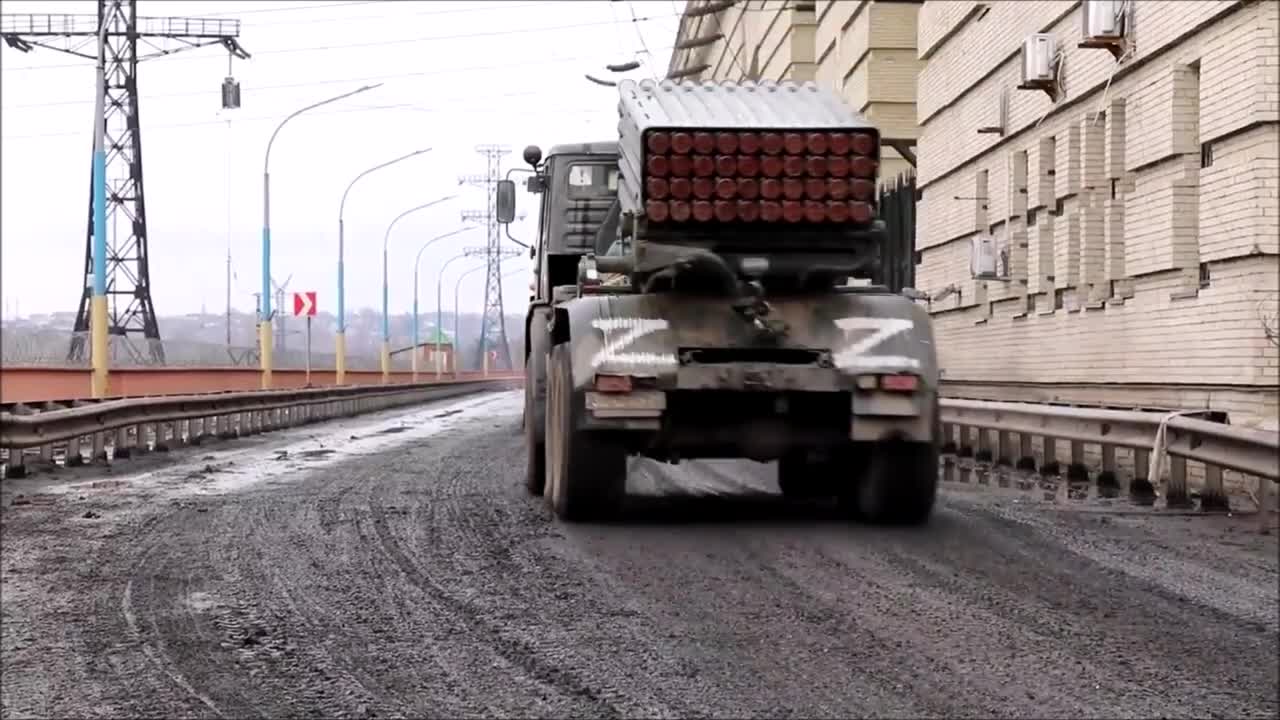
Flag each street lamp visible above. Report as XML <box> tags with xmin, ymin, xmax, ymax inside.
<box><xmin>453</xmin><ymin>264</ymin><xmax>527</xmax><ymax>377</ymax></box>
<box><xmin>410</xmin><ymin>227</ymin><xmax>478</xmax><ymax>381</ymax></box>
<box><xmin>435</xmin><ymin>252</ymin><xmax>474</xmax><ymax>379</ymax></box>
<box><xmin>260</xmin><ymin>83</ymin><xmax>382</xmax><ymax>389</ymax></box>
<box><xmin>381</xmin><ymin>195</ymin><xmax>458</xmax><ymax>381</ymax></box>
<box><xmin>336</xmin><ymin>146</ymin><xmax>432</xmax><ymax>385</ymax></box>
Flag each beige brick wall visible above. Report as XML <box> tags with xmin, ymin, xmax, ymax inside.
<box><xmin>916</xmin><ymin>0</ymin><xmax>1280</xmax><ymax>424</ymax></box>
<box><xmin>668</xmin><ymin>1</ymin><xmax>816</xmax><ymax>83</ymax></box>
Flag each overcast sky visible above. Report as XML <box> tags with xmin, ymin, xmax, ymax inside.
<box><xmin>0</xmin><ymin>0</ymin><xmax>682</xmax><ymax>320</ymax></box>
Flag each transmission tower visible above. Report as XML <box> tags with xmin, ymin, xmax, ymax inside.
<box><xmin>1</xmin><ymin>0</ymin><xmax>250</xmax><ymax>364</ymax></box>
<box><xmin>458</xmin><ymin>144</ymin><xmax>514</xmax><ymax>371</ymax></box>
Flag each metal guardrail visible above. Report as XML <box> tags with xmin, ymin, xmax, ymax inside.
<box><xmin>0</xmin><ymin>377</ymin><xmax>519</xmax><ymax>478</ymax></box>
<box><xmin>939</xmin><ymin>398</ymin><xmax>1278</xmax><ymax>527</ymax></box>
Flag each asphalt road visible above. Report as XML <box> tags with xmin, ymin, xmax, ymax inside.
<box><xmin>2</xmin><ymin>390</ymin><xmax>1277</xmax><ymax>719</ymax></box>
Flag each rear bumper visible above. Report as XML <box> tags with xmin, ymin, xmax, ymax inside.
<box><xmin>579</xmin><ymin>386</ymin><xmax>936</xmax><ymax>459</ymax></box>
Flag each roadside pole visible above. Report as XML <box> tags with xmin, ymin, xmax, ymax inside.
<box><xmin>305</xmin><ymin>315</ymin><xmax>312</xmax><ymax>386</ymax></box>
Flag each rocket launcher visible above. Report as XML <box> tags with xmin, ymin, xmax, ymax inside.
<box><xmin>615</xmin><ymin>78</ymin><xmax>883</xmax><ymax>232</ymax></box>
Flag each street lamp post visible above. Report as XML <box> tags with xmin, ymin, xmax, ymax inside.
<box><xmin>380</xmin><ymin>195</ymin><xmax>458</xmax><ymax>382</ymax></box>
<box><xmin>409</xmin><ymin>227</ymin><xmax>476</xmax><ymax>381</ymax></box>
<box><xmin>261</xmin><ymin>83</ymin><xmax>381</xmax><ymax>389</ymax></box>
<box><xmin>88</xmin><ymin>15</ymin><xmax>110</xmax><ymax>398</ymax></box>
<box><xmin>435</xmin><ymin>252</ymin><xmax>474</xmax><ymax>379</ymax></box>
<box><xmin>337</xmin><ymin>147</ymin><xmax>432</xmax><ymax>385</ymax></box>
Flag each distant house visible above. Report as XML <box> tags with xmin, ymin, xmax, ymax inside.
<box><xmin>420</xmin><ymin>326</ymin><xmax>455</xmax><ymax>374</ymax></box>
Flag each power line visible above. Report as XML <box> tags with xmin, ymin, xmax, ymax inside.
<box><xmin>3</xmin><ymin>44</ymin><xmax>671</xmax><ymax>110</ymax></box>
<box><xmin>1</xmin><ymin>10</ymin><xmax>679</xmax><ymax>73</ymax></box>
<box><xmin>1</xmin><ymin>100</ymin><xmax>606</xmax><ymax>140</ymax></box>
<box><xmin>226</xmin><ymin>1</ymin><xmax>563</xmax><ymax>28</ymax></box>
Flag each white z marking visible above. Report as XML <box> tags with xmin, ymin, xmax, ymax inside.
<box><xmin>832</xmin><ymin>317</ymin><xmax>921</xmax><ymax>371</ymax></box>
<box><xmin>589</xmin><ymin>318</ymin><xmax>676</xmax><ymax>371</ymax></box>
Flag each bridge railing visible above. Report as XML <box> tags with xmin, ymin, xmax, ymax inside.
<box><xmin>938</xmin><ymin>398</ymin><xmax>1278</xmax><ymax>529</ymax></box>
<box><xmin>0</xmin><ymin>377</ymin><xmax>520</xmax><ymax>479</ymax></box>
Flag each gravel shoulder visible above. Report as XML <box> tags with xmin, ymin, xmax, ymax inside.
<box><xmin>2</xmin><ymin>390</ymin><xmax>1276</xmax><ymax>719</ymax></box>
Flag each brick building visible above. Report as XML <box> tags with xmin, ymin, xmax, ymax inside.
<box><xmin>669</xmin><ymin>0</ymin><xmax>1278</xmax><ymax>426</ymax></box>
<box><xmin>912</xmin><ymin>0</ymin><xmax>1278</xmax><ymax>426</ymax></box>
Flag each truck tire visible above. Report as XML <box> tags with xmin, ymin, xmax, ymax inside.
<box><xmin>545</xmin><ymin>344</ymin><xmax>626</xmax><ymax>522</ymax></box>
<box><xmin>841</xmin><ymin>399</ymin><xmax>942</xmax><ymax>525</ymax></box>
<box><xmin>843</xmin><ymin>439</ymin><xmax>938</xmax><ymax>525</ymax></box>
<box><xmin>524</xmin><ymin>312</ymin><xmax>550</xmax><ymax>496</ymax></box>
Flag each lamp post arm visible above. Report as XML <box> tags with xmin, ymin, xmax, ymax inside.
<box><xmin>266</xmin><ymin>84</ymin><xmax>381</xmax><ymax>176</ymax></box>
<box><xmin>340</xmin><ymin>146</ymin><xmax>432</xmax><ymax>222</ymax></box>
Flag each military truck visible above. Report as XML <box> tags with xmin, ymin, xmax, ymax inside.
<box><xmin>498</xmin><ymin>79</ymin><xmax>940</xmax><ymax>525</ymax></box>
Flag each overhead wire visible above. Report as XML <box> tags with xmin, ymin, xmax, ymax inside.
<box><xmin>4</xmin><ymin>41</ymin><xmax>677</xmax><ymax>111</ymax></box>
<box><xmin>2</xmin><ymin>99</ymin><xmax>605</xmax><ymax>141</ymax></box>
<box><xmin>1</xmin><ymin>9</ymin><xmax>680</xmax><ymax>73</ymax></box>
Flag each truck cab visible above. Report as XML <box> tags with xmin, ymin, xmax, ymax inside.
<box><xmin>512</xmin><ymin>142</ymin><xmax>619</xmax><ymax>494</ymax></box>
<box><xmin>523</xmin><ymin>142</ymin><xmax>620</xmax><ymax>308</ymax></box>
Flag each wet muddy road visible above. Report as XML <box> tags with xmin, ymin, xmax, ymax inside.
<box><xmin>2</xmin><ymin>390</ymin><xmax>1277</xmax><ymax>719</ymax></box>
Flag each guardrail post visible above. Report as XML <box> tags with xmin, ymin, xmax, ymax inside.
<box><xmin>39</xmin><ymin>442</ymin><xmax>54</xmax><ymax>465</ymax></box>
<box><xmin>1166</xmin><ymin>457</ymin><xmax>1192</xmax><ymax>508</ymax></box>
<box><xmin>91</xmin><ymin>431</ymin><xmax>107</xmax><ymax>463</ymax></box>
<box><xmin>996</xmin><ymin>430</ymin><xmax>1012</xmax><ymax>466</ymax></box>
<box><xmin>1041</xmin><ymin>437</ymin><xmax>1059</xmax><ymax>475</ymax></box>
<box><xmin>1201</xmin><ymin>465</ymin><xmax>1228</xmax><ymax>512</ymax></box>
<box><xmin>1259</xmin><ymin>479</ymin><xmax>1275</xmax><ymax>534</ymax></box>
<box><xmin>6</xmin><ymin>449</ymin><xmax>26</xmax><ymax>478</ymax></box>
<box><xmin>65</xmin><ymin>436</ymin><xmax>84</xmax><ymax>466</ymax></box>
<box><xmin>1097</xmin><ymin>443</ymin><xmax>1119</xmax><ymax>497</ymax></box>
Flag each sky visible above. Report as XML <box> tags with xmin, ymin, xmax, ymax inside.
<box><xmin>0</xmin><ymin>0</ymin><xmax>683</xmax><ymax>320</ymax></box>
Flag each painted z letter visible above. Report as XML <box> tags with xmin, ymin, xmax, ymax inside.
<box><xmin>833</xmin><ymin>317</ymin><xmax>921</xmax><ymax>370</ymax></box>
<box><xmin>589</xmin><ymin>318</ymin><xmax>674</xmax><ymax>370</ymax></box>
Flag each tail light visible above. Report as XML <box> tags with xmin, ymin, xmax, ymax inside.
<box><xmin>641</xmin><ymin>127</ymin><xmax>879</xmax><ymax>225</ymax></box>
<box><xmin>855</xmin><ymin>374</ymin><xmax>919</xmax><ymax>392</ymax></box>
<box><xmin>595</xmin><ymin>374</ymin><xmax>634</xmax><ymax>393</ymax></box>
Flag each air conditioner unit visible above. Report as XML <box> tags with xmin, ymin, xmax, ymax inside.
<box><xmin>1083</xmin><ymin>0</ymin><xmax>1126</xmax><ymax>40</ymax></box>
<box><xmin>1021</xmin><ymin>34</ymin><xmax>1058</xmax><ymax>85</ymax></box>
<box><xmin>970</xmin><ymin>233</ymin><xmax>1000</xmax><ymax>279</ymax></box>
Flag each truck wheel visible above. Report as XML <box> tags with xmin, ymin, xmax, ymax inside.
<box><xmin>546</xmin><ymin>344</ymin><xmax>626</xmax><ymax>522</ymax></box>
<box><xmin>524</xmin><ymin>313</ymin><xmax>549</xmax><ymax>496</ymax></box>
<box><xmin>842</xmin><ymin>439</ymin><xmax>939</xmax><ymax>526</ymax></box>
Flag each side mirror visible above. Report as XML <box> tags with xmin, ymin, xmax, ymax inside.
<box><xmin>495</xmin><ymin>179</ymin><xmax>516</xmax><ymax>224</ymax></box>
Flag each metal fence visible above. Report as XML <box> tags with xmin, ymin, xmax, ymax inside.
<box><xmin>875</xmin><ymin>171</ymin><xmax>917</xmax><ymax>293</ymax></box>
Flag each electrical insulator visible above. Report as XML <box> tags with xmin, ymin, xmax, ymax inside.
<box><xmin>221</xmin><ymin>76</ymin><xmax>241</xmax><ymax>110</ymax></box>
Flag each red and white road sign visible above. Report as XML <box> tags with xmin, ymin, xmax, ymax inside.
<box><xmin>292</xmin><ymin>291</ymin><xmax>317</xmax><ymax>317</ymax></box>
